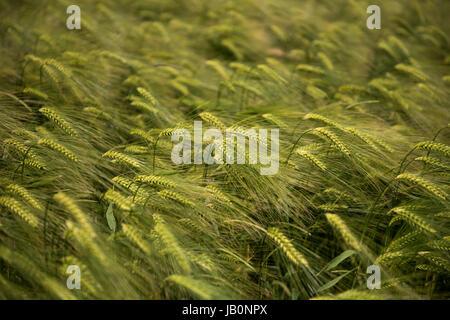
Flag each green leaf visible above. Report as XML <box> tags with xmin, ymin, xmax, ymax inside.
<box><xmin>317</xmin><ymin>269</ymin><xmax>355</xmax><ymax>293</ymax></box>
<box><xmin>325</xmin><ymin>250</ymin><xmax>357</xmax><ymax>271</ymax></box>
<box><xmin>106</xmin><ymin>202</ymin><xmax>116</xmax><ymax>232</ymax></box>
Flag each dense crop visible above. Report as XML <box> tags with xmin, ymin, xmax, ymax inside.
<box><xmin>0</xmin><ymin>0</ymin><xmax>449</xmax><ymax>299</ymax></box>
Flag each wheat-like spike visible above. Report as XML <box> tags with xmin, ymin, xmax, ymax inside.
<box><xmin>334</xmin><ymin>93</ymin><xmax>357</xmax><ymax>103</ymax></box>
<box><xmin>153</xmin><ymin>214</ymin><xmax>191</xmax><ymax>272</ymax></box>
<box><xmin>130</xmin><ymin>100</ymin><xmax>158</xmax><ymax>114</ymax></box>
<box><xmin>297</xmin><ymin>143</ymin><xmax>324</xmax><ymax>151</ymax></box>
<box><xmin>380</xmin><ymin>278</ymin><xmax>403</xmax><ymax>290</ymax></box>
<box><xmin>112</xmin><ymin>176</ymin><xmax>138</xmax><ymax>192</ymax></box>
<box><xmin>199</xmin><ymin>112</ymin><xmax>226</xmax><ymax>131</ymax></box>
<box><xmin>38</xmin><ymin>138</ymin><xmax>79</xmax><ymax>162</ymax></box>
<box><xmin>306</xmin><ymin>85</ymin><xmax>327</xmax><ymax>99</ymax></box>
<box><xmin>39</xmin><ymin>107</ymin><xmax>77</xmax><ymax>136</ymax></box>
<box><xmin>267</xmin><ymin>227</ymin><xmax>310</xmax><ymax>268</ymax></box>
<box><xmin>415</xmin><ymin>156</ymin><xmax>449</xmax><ymax>170</ymax></box>
<box><xmin>42</xmin><ymin>64</ymin><xmax>60</xmax><ymax>86</ymax></box>
<box><xmin>206</xmin><ymin>185</ymin><xmax>232</xmax><ymax>206</ymax></box>
<box><xmin>173</xmin><ymin>78</ymin><xmax>199</xmax><ymax>90</ymax></box>
<box><xmin>220</xmin><ymin>80</ymin><xmax>236</xmax><ymax>92</ymax></box>
<box><xmin>54</xmin><ymin>192</ymin><xmax>95</xmax><ymax>235</ymax></box>
<box><xmin>6</xmin><ymin>184</ymin><xmax>42</xmax><ymax>210</ymax></box>
<box><xmin>121</xmin><ymin>223</ymin><xmax>150</xmax><ymax>254</ymax></box>
<box><xmin>375</xmin><ymin>250</ymin><xmax>404</xmax><ymax>265</ymax></box>
<box><xmin>22</xmin><ymin>158</ymin><xmax>45</xmax><ymax>170</ymax></box>
<box><xmin>270</xmin><ymin>24</ymin><xmax>287</xmax><ymax>41</ymax></box>
<box><xmin>262</xmin><ymin>113</ymin><xmax>287</xmax><ymax>128</ymax></box>
<box><xmin>295</xmin><ymin>149</ymin><xmax>327</xmax><ymax>171</ymax></box>
<box><xmin>176</xmin><ymin>76</ymin><xmax>201</xmax><ymax>87</ymax></box>
<box><xmin>158</xmin><ymin>190</ymin><xmax>194</xmax><ymax>207</ymax></box>
<box><xmin>124</xmin><ymin>145</ymin><xmax>148</xmax><ymax>154</ymax></box>
<box><xmin>338</xmin><ymin>85</ymin><xmax>370</xmax><ymax>95</ymax></box>
<box><xmin>130</xmin><ymin>128</ymin><xmax>154</xmax><ymax>143</ymax></box>
<box><xmin>257</xmin><ymin>64</ymin><xmax>287</xmax><ymax>84</ymax></box>
<box><xmin>23</xmin><ymin>87</ymin><xmax>48</xmax><ymax>100</ymax></box>
<box><xmin>395</xmin><ymin>63</ymin><xmax>428</xmax><ymax>81</ymax></box>
<box><xmin>136</xmin><ymin>87</ymin><xmax>157</xmax><ymax>105</ymax></box>
<box><xmin>134</xmin><ymin>175</ymin><xmax>175</xmax><ymax>188</ymax></box>
<box><xmin>12</xmin><ymin>128</ymin><xmax>40</xmax><ymax>141</ymax></box>
<box><xmin>83</xmin><ymin>107</ymin><xmax>112</xmax><ymax>120</ymax></box>
<box><xmin>159</xmin><ymin>128</ymin><xmax>177</xmax><ymax>137</ymax></box>
<box><xmin>199</xmin><ymin>112</ymin><xmax>226</xmax><ymax>130</ymax></box>
<box><xmin>103</xmin><ymin>150</ymin><xmax>139</xmax><ymax>168</ymax></box>
<box><xmin>415</xmin><ymin>141</ymin><xmax>450</xmax><ymax>157</ymax></box>
<box><xmin>221</xmin><ymin>38</ymin><xmax>243</xmax><ymax>60</ymax></box>
<box><xmin>170</xmin><ymin>80</ymin><xmax>190</xmax><ymax>95</ymax></box>
<box><xmin>178</xmin><ymin>218</ymin><xmax>205</xmax><ymax>235</ymax></box>
<box><xmin>227</xmin><ymin>125</ymin><xmax>261</xmax><ymax>147</ymax></box>
<box><xmin>389</xmin><ymin>215</ymin><xmax>403</xmax><ymax>227</ymax></box>
<box><xmin>24</xmin><ymin>54</ymin><xmax>44</xmax><ymax>65</ymax></box>
<box><xmin>312</xmin><ymin>128</ymin><xmax>351</xmax><ymax>156</ymax></box>
<box><xmin>345</xmin><ymin>128</ymin><xmax>381</xmax><ymax>152</ymax></box>
<box><xmin>312</xmin><ymin>39</ymin><xmax>336</xmax><ymax>51</ymax></box>
<box><xmin>229</xmin><ymin>62</ymin><xmax>259</xmax><ymax>76</ymax></box>
<box><xmin>296</xmin><ymin>64</ymin><xmax>325</xmax><ymax>75</ymax></box>
<box><xmin>166</xmin><ymin>275</ymin><xmax>215</xmax><ymax>299</ymax></box>
<box><xmin>3</xmin><ymin>139</ymin><xmax>45</xmax><ymax>169</ymax></box>
<box><xmin>104</xmin><ymin>189</ymin><xmax>133</xmax><ymax>211</ymax></box>
<box><xmin>368</xmin><ymin>79</ymin><xmax>392</xmax><ymax>98</ymax></box>
<box><xmin>323</xmin><ymin>188</ymin><xmax>352</xmax><ymax>200</ymax></box>
<box><xmin>218</xmin><ymin>248</ymin><xmax>256</xmax><ymax>271</ymax></box>
<box><xmin>389</xmin><ymin>206</ymin><xmax>437</xmax><ymax>233</ymax></box>
<box><xmin>426</xmin><ymin>255</ymin><xmax>450</xmax><ymax>272</ymax></box>
<box><xmin>325</xmin><ymin>213</ymin><xmax>362</xmax><ymax>251</ymax></box>
<box><xmin>0</xmin><ymin>196</ymin><xmax>38</xmax><ymax>228</ymax></box>
<box><xmin>317</xmin><ymin>52</ymin><xmax>334</xmax><ymax>70</ymax></box>
<box><xmin>127</xmin><ymin>193</ymin><xmax>153</xmax><ymax>207</ymax></box>
<box><xmin>334</xmin><ymin>94</ymin><xmax>356</xmax><ymax>104</ymax></box>
<box><xmin>232</xmin><ymin>81</ymin><xmax>263</xmax><ymax>97</ymax></box>
<box><xmin>378</xmin><ymin>40</ymin><xmax>398</xmax><ymax>59</ymax></box>
<box><xmin>287</xmin><ymin>160</ymin><xmax>300</xmax><ymax>170</ymax></box>
<box><xmin>206</xmin><ymin>60</ymin><xmax>229</xmax><ymax>80</ymax></box>
<box><xmin>304</xmin><ymin>113</ymin><xmax>346</xmax><ymax>131</ymax></box>
<box><xmin>44</xmin><ymin>59</ymin><xmax>72</xmax><ymax>78</ymax></box>
<box><xmin>417</xmin><ymin>83</ymin><xmax>441</xmax><ymax>103</ymax></box>
<box><xmin>426</xmin><ymin>25</ymin><xmax>448</xmax><ymax>46</ymax></box>
<box><xmin>428</xmin><ymin>239</ymin><xmax>450</xmax><ymax>251</ymax></box>
<box><xmin>387</xmin><ymin>231</ymin><xmax>421</xmax><ymax>252</ymax></box>
<box><xmin>318</xmin><ymin>204</ymin><xmax>348</xmax><ymax>212</ymax></box>
<box><xmin>435</xmin><ymin>211</ymin><xmax>450</xmax><ymax>218</ymax></box>
<box><xmin>396</xmin><ymin>173</ymin><xmax>447</xmax><ymax>200</ymax></box>
<box><xmin>416</xmin><ymin>264</ymin><xmax>444</xmax><ymax>273</ymax></box>
<box><xmin>389</xmin><ymin>36</ymin><xmax>410</xmax><ymax>57</ymax></box>
<box><xmin>392</xmin><ymin>90</ymin><xmax>417</xmax><ymax>111</ymax></box>
<box><xmin>98</xmin><ymin>50</ymin><xmax>129</xmax><ymax>65</ymax></box>
<box><xmin>366</xmin><ymin>135</ymin><xmax>395</xmax><ymax>153</ymax></box>
<box><xmin>35</xmin><ymin>125</ymin><xmax>52</xmax><ymax>137</ymax></box>
<box><xmin>3</xmin><ymin>138</ymin><xmax>39</xmax><ymax>159</ymax></box>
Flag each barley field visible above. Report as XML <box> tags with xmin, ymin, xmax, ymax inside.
<box><xmin>0</xmin><ymin>0</ymin><xmax>449</xmax><ymax>300</ymax></box>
